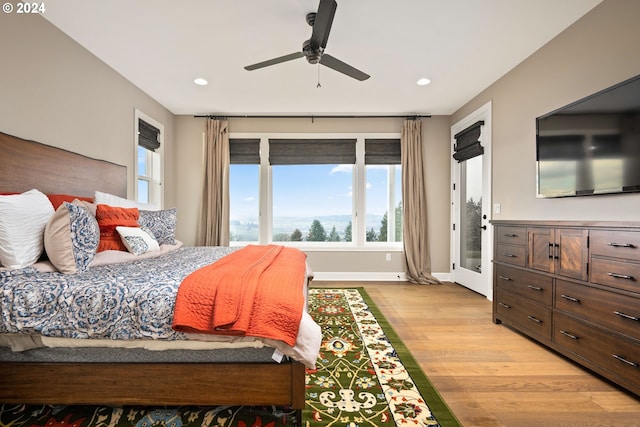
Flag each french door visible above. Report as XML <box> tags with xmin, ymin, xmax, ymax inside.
<box><xmin>451</xmin><ymin>102</ymin><xmax>493</xmax><ymax>298</ymax></box>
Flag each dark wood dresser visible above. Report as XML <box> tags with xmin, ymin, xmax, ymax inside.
<box><xmin>492</xmin><ymin>220</ymin><xmax>640</xmax><ymax>396</ymax></box>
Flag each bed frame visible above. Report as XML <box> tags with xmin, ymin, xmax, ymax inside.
<box><xmin>0</xmin><ymin>131</ymin><xmax>305</xmax><ymax>422</ymax></box>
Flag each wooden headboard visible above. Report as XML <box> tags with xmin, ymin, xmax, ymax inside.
<box><xmin>0</xmin><ymin>131</ymin><xmax>127</xmax><ymax>198</ymax></box>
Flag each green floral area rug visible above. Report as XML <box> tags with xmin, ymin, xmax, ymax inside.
<box><xmin>0</xmin><ymin>288</ymin><xmax>460</xmax><ymax>427</ymax></box>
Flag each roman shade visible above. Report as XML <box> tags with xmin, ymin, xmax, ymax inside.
<box><xmin>365</xmin><ymin>138</ymin><xmax>401</xmax><ymax>165</ymax></box>
<box><xmin>138</xmin><ymin>119</ymin><xmax>161</xmax><ymax>152</ymax></box>
<box><xmin>453</xmin><ymin>121</ymin><xmax>484</xmax><ymax>162</ymax></box>
<box><xmin>230</xmin><ymin>138</ymin><xmax>260</xmax><ymax>164</ymax></box>
<box><xmin>269</xmin><ymin>139</ymin><xmax>357</xmax><ymax>165</ymax></box>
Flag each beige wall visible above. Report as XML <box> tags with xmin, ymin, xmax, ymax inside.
<box><xmin>8</xmin><ymin>2</ymin><xmax>634</xmax><ymax>278</ymax></box>
<box><xmin>173</xmin><ymin>115</ymin><xmax>452</xmax><ymax>276</ymax></box>
<box><xmin>0</xmin><ymin>14</ymin><xmax>176</xmax><ymax>206</ymax></box>
<box><xmin>453</xmin><ymin>0</ymin><xmax>640</xmax><ymax>221</ymax></box>
<box><xmin>0</xmin><ymin>12</ymin><xmax>452</xmax><ymax>278</ymax></box>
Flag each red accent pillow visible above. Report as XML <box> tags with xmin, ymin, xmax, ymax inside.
<box><xmin>95</xmin><ymin>204</ymin><xmax>140</xmax><ymax>252</ymax></box>
<box><xmin>47</xmin><ymin>194</ymin><xmax>93</xmax><ymax>210</ymax></box>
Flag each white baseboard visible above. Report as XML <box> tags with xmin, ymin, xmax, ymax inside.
<box><xmin>433</xmin><ymin>272</ymin><xmax>451</xmax><ymax>282</ymax></box>
<box><xmin>312</xmin><ymin>271</ymin><xmax>451</xmax><ymax>282</ymax></box>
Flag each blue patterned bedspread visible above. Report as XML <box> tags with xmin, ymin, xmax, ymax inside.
<box><xmin>0</xmin><ymin>247</ymin><xmax>238</xmax><ymax>340</ymax></box>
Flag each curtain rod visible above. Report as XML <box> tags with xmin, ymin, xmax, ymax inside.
<box><xmin>194</xmin><ymin>114</ymin><xmax>430</xmax><ymax>120</ymax></box>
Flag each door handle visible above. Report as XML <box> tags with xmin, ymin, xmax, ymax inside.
<box><xmin>480</xmin><ymin>225</ymin><xmax>487</xmax><ymax>230</ymax></box>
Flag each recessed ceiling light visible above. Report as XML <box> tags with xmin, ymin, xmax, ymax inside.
<box><xmin>194</xmin><ymin>77</ymin><xmax>208</xmax><ymax>86</ymax></box>
<box><xmin>417</xmin><ymin>78</ymin><xmax>431</xmax><ymax>86</ymax></box>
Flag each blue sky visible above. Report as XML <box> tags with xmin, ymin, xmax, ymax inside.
<box><xmin>230</xmin><ymin>164</ymin><xmax>400</xmax><ymax>222</ymax></box>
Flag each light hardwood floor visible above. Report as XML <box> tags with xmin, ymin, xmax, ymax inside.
<box><xmin>312</xmin><ymin>280</ymin><xmax>640</xmax><ymax>427</ymax></box>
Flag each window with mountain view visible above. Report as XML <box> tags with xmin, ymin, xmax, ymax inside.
<box><xmin>228</xmin><ymin>135</ymin><xmax>402</xmax><ymax>247</ymax></box>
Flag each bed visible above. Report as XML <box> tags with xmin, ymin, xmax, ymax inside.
<box><xmin>0</xmin><ymin>131</ymin><xmax>318</xmax><ymax>425</ymax></box>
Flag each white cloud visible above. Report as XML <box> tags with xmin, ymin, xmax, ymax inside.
<box><xmin>243</xmin><ymin>196</ymin><xmax>255</xmax><ymax>202</ymax></box>
<box><xmin>330</xmin><ymin>164</ymin><xmax>352</xmax><ymax>174</ymax></box>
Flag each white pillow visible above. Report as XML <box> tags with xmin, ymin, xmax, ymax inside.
<box><xmin>94</xmin><ymin>191</ymin><xmax>159</xmax><ymax>211</ymax></box>
<box><xmin>116</xmin><ymin>226</ymin><xmax>160</xmax><ymax>255</ymax></box>
<box><xmin>0</xmin><ymin>189</ymin><xmax>55</xmax><ymax>269</ymax></box>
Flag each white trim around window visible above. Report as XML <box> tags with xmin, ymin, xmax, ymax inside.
<box><xmin>229</xmin><ymin>132</ymin><xmax>403</xmax><ymax>250</ymax></box>
<box><xmin>134</xmin><ymin>109</ymin><xmax>164</xmax><ymax>209</ymax></box>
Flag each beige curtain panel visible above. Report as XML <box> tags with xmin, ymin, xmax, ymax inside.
<box><xmin>401</xmin><ymin>120</ymin><xmax>440</xmax><ymax>284</ymax></box>
<box><xmin>198</xmin><ymin>119</ymin><xmax>230</xmax><ymax>246</ymax></box>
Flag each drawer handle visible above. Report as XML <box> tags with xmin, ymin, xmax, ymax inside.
<box><xmin>498</xmin><ymin>302</ymin><xmax>512</xmax><ymax>309</ymax></box>
<box><xmin>504</xmin><ymin>233</ymin><xmax>519</xmax><ymax>238</ymax></box>
<box><xmin>606</xmin><ymin>272</ymin><xmax>634</xmax><ymax>280</ymax></box>
<box><xmin>527</xmin><ymin>285</ymin><xmax>543</xmax><ymax>292</ymax></box>
<box><xmin>502</xmin><ymin>253</ymin><xmax>517</xmax><ymax>258</ymax></box>
<box><xmin>560</xmin><ymin>294</ymin><xmax>581</xmax><ymax>303</ymax></box>
<box><xmin>607</xmin><ymin>242</ymin><xmax>636</xmax><ymax>248</ymax></box>
<box><xmin>527</xmin><ymin>315</ymin><xmax>542</xmax><ymax>324</ymax></box>
<box><xmin>559</xmin><ymin>330</ymin><xmax>579</xmax><ymax>340</ymax></box>
<box><xmin>613</xmin><ymin>354</ymin><xmax>639</xmax><ymax>368</ymax></box>
<box><xmin>498</xmin><ymin>275</ymin><xmax>512</xmax><ymax>281</ymax></box>
<box><xmin>614</xmin><ymin>311</ymin><xmax>640</xmax><ymax>322</ymax></box>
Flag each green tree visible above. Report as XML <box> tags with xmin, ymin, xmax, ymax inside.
<box><xmin>466</xmin><ymin>197</ymin><xmax>482</xmax><ymax>253</ymax></box>
<box><xmin>379</xmin><ymin>212</ymin><xmax>388</xmax><ymax>242</ymax></box>
<box><xmin>344</xmin><ymin>221</ymin><xmax>352</xmax><ymax>242</ymax></box>
<box><xmin>366</xmin><ymin>227</ymin><xmax>378</xmax><ymax>242</ymax></box>
<box><xmin>395</xmin><ymin>201</ymin><xmax>403</xmax><ymax>242</ymax></box>
<box><xmin>272</xmin><ymin>233</ymin><xmax>290</xmax><ymax>242</ymax></box>
<box><xmin>290</xmin><ymin>228</ymin><xmax>303</xmax><ymax>241</ymax></box>
<box><xmin>328</xmin><ymin>226</ymin><xmax>341</xmax><ymax>242</ymax></box>
<box><xmin>307</xmin><ymin>219</ymin><xmax>327</xmax><ymax>241</ymax></box>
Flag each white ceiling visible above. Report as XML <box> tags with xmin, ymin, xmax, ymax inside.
<box><xmin>42</xmin><ymin>0</ymin><xmax>602</xmax><ymax>116</ymax></box>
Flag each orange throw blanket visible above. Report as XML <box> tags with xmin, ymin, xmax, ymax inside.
<box><xmin>172</xmin><ymin>245</ymin><xmax>307</xmax><ymax>347</ymax></box>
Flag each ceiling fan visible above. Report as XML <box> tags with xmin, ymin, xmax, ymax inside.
<box><xmin>244</xmin><ymin>0</ymin><xmax>370</xmax><ymax>81</ymax></box>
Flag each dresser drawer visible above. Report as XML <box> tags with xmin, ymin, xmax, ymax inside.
<box><xmin>590</xmin><ymin>257</ymin><xmax>640</xmax><ymax>293</ymax></box>
<box><xmin>496</xmin><ymin>226</ymin><xmax>527</xmax><ymax>246</ymax></box>
<box><xmin>590</xmin><ymin>230</ymin><xmax>640</xmax><ymax>262</ymax></box>
<box><xmin>495</xmin><ymin>264</ymin><xmax>552</xmax><ymax>306</ymax></box>
<box><xmin>554</xmin><ymin>312</ymin><xmax>640</xmax><ymax>387</ymax></box>
<box><xmin>555</xmin><ymin>279</ymin><xmax>640</xmax><ymax>341</ymax></box>
<box><xmin>495</xmin><ymin>290</ymin><xmax>551</xmax><ymax>340</ymax></box>
<box><xmin>495</xmin><ymin>243</ymin><xmax>526</xmax><ymax>267</ymax></box>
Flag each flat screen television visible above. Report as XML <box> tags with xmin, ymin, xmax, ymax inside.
<box><xmin>536</xmin><ymin>74</ymin><xmax>640</xmax><ymax>198</ymax></box>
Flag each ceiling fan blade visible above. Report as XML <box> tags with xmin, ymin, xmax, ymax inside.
<box><xmin>310</xmin><ymin>0</ymin><xmax>337</xmax><ymax>49</ymax></box>
<box><xmin>319</xmin><ymin>54</ymin><xmax>370</xmax><ymax>81</ymax></box>
<box><xmin>244</xmin><ymin>51</ymin><xmax>305</xmax><ymax>71</ymax></box>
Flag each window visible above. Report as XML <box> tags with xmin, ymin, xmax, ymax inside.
<box><xmin>135</xmin><ymin>110</ymin><xmax>164</xmax><ymax>208</ymax></box>
<box><xmin>364</xmin><ymin>139</ymin><xmax>402</xmax><ymax>243</ymax></box>
<box><xmin>229</xmin><ymin>139</ymin><xmax>260</xmax><ymax>243</ymax></box>
<box><xmin>228</xmin><ymin>133</ymin><xmax>402</xmax><ymax>248</ymax></box>
<box><xmin>270</xmin><ymin>138</ymin><xmax>356</xmax><ymax>244</ymax></box>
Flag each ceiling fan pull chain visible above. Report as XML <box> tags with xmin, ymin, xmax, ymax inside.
<box><xmin>317</xmin><ymin>64</ymin><xmax>322</xmax><ymax>88</ymax></box>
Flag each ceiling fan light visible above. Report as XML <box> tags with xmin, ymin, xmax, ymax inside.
<box><xmin>194</xmin><ymin>77</ymin><xmax>208</xmax><ymax>86</ymax></box>
<box><xmin>417</xmin><ymin>77</ymin><xmax>431</xmax><ymax>86</ymax></box>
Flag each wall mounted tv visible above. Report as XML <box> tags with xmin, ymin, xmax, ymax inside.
<box><xmin>536</xmin><ymin>74</ymin><xmax>640</xmax><ymax>198</ymax></box>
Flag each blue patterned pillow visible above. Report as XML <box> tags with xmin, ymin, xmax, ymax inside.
<box><xmin>138</xmin><ymin>208</ymin><xmax>177</xmax><ymax>245</ymax></box>
<box><xmin>44</xmin><ymin>202</ymin><xmax>100</xmax><ymax>274</ymax></box>
<box><xmin>117</xmin><ymin>226</ymin><xmax>160</xmax><ymax>255</ymax></box>
<box><xmin>123</xmin><ymin>235</ymin><xmax>148</xmax><ymax>255</ymax></box>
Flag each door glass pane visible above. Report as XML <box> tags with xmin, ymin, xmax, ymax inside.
<box><xmin>460</xmin><ymin>155</ymin><xmax>482</xmax><ymax>272</ymax></box>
